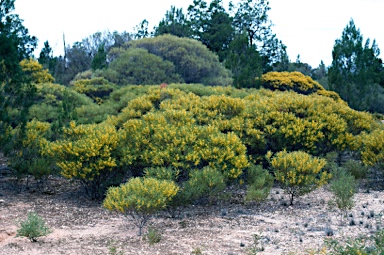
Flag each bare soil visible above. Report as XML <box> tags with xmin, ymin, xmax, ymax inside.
<box><xmin>1</xmin><ymin>174</ymin><xmax>383</xmax><ymax>255</ymax></box>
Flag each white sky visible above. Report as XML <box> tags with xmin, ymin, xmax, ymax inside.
<box><xmin>14</xmin><ymin>0</ymin><xmax>384</xmax><ymax>68</ymax></box>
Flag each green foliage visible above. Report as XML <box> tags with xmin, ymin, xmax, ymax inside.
<box><xmin>0</xmin><ymin>0</ymin><xmax>37</xmax><ymax>150</ymax></box>
<box><xmin>154</xmin><ymin>6</ymin><xmax>192</xmax><ymax>38</ymax></box>
<box><xmin>91</xmin><ymin>44</ymin><xmax>107</xmax><ymax>70</ymax></box>
<box><xmin>233</xmin><ymin>0</ymin><xmax>287</xmax><ymax>72</ymax></box>
<box><xmin>329</xmin><ymin>169</ymin><xmax>357</xmax><ymax>222</ymax></box>
<box><xmin>328</xmin><ymin>19</ymin><xmax>384</xmax><ymax>113</ymax></box>
<box><xmin>183</xmin><ymin>167</ymin><xmax>226</xmax><ymax>204</ymax></box>
<box><xmin>225</xmin><ymin>33</ymin><xmax>262</xmax><ymax>88</ymax></box>
<box><xmin>125</xmin><ymin>34</ymin><xmax>232</xmax><ymax>86</ymax></box>
<box><xmin>270</xmin><ymin>150</ymin><xmax>330</xmax><ymax>205</ymax></box>
<box><xmin>143</xmin><ymin>226</ymin><xmax>162</xmax><ymax>245</ymax></box>
<box><xmin>28</xmin><ymin>83</ymin><xmax>93</xmax><ymax>125</ymax></box>
<box><xmin>144</xmin><ymin>166</ymin><xmax>179</xmax><ymax>181</ymax></box>
<box><xmin>103</xmin><ymin>177</ymin><xmax>179</xmax><ymax>235</ymax></box>
<box><xmin>101</xmin><ymin>48</ymin><xmax>182</xmax><ymax>85</ymax></box>
<box><xmin>323</xmin><ymin>229</ymin><xmax>384</xmax><ymax>254</ymax></box>
<box><xmin>245</xmin><ymin>164</ymin><xmax>273</xmax><ymax>203</ymax></box>
<box><xmin>343</xmin><ymin>159</ymin><xmax>367</xmax><ymax>179</ymax></box>
<box><xmin>16</xmin><ymin>212</ymin><xmax>51</xmax><ymax>242</ymax></box>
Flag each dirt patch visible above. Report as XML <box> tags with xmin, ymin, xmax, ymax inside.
<box><xmin>0</xmin><ymin>176</ymin><xmax>383</xmax><ymax>255</ymax></box>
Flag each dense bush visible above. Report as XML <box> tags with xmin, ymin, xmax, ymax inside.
<box><xmin>124</xmin><ymin>35</ymin><xmax>232</xmax><ymax>86</ymax></box>
<box><xmin>7</xmin><ymin>120</ymin><xmax>54</xmax><ymax>188</ymax></box>
<box><xmin>99</xmin><ymin>48</ymin><xmax>183</xmax><ymax>85</ymax></box>
<box><xmin>42</xmin><ymin>121</ymin><xmax>119</xmax><ymax>199</ymax></box>
<box><xmin>28</xmin><ymin>83</ymin><xmax>94</xmax><ymax>124</ymax></box>
<box><xmin>116</xmin><ymin>111</ymin><xmax>249</xmax><ymax>179</ymax></box>
<box><xmin>245</xmin><ymin>164</ymin><xmax>274</xmax><ymax>203</ymax></box>
<box><xmin>16</xmin><ymin>212</ymin><xmax>51</xmax><ymax>242</ymax></box>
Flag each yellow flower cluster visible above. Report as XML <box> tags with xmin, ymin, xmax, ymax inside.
<box><xmin>20</xmin><ymin>58</ymin><xmax>54</xmax><ymax>84</ymax></box>
<box><xmin>359</xmin><ymin>129</ymin><xmax>384</xmax><ymax>166</ymax></box>
<box><xmin>103</xmin><ymin>177</ymin><xmax>179</xmax><ymax>214</ymax></box>
<box><xmin>42</xmin><ymin>121</ymin><xmax>118</xmax><ymax>180</ymax></box>
<box><xmin>272</xmin><ymin>150</ymin><xmax>330</xmax><ymax>191</ymax></box>
<box><xmin>261</xmin><ymin>71</ymin><xmax>325</xmax><ymax>95</ymax></box>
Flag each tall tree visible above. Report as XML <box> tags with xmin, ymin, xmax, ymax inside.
<box><xmin>54</xmin><ymin>41</ymin><xmax>92</xmax><ymax>85</ymax></box>
<box><xmin>225</xmin><ymin>33</ymin><xmax>262</xmax><ymax>88</ymax></box>
<box><xmin>200</xmin><ymin>0</ymin><xmax>235</xmax><ymax>61</ymax></box>
<box><xmin>186</xmin><ymin>0</ymin><xmax>234</xmax><ymax>61</ymax></box>
<box><xmin>133</xmin><ymin>19</ymin><xmax>149</xmax><ymax>39</ymax></box>
<box><xmin>328</xmin><ymin>19</ymin><xmax>384</xmax><ymax>112</ymax></box>
<box><xmin>0</xmin><ymin>0</ymin><xmax>37</xmax><ymax>132</ymax></box>
<box><xmin>233</xmin><ymin>0</ymin><xmax>286</xmax><ymax>72</ymax></box>
<box><xmin>38</xmin><ymin>41</ymin><xmax>58</xmax><ymax>76</ymax></box>
<box><xmin>154</xmin><ymin>6</ymin><xmax>192</xmax><ymax>38</ymax></box>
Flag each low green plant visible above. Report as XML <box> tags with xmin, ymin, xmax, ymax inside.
<box><xmin>329</xmin><ymin>168</ymin><xmax>357</xmax><ymax>223</ymax></box>
<box><xmin>183</xmin><ymin>167</ymin><xmax>226</xmax><ymax>205</ymax></box>
<box><xmin>191</xmin><ymin>247</ymin><xmax>203</xmax><ymax>255</ymax></box>
<box><xmin>343</xmin><ymin>159</ymin><xmax>367</xmax><ymax>179</ymax></box>
<box><xmin>323</xmin><ymin>229</ymin><xmax>384</xmax><ymax>254</ymax></box>
<box><xmin>108</xmin><ymin>240</ymin><xmax>124</xmax><ymax>255</ymax></box>
<box><xmin>245</xmin><ymin>164</ymin><xmax>273</xmax><ymax>203</ymax></box>
<box><xmin>247</xmin><ymin>233</ymin><xmax>265</xmax><ymax>255</ymax></box>
<box><xmin>143</xmin><ymin>226</ymin><xmax>161</xmax><ymax>245</ymax></box>
<box><xmin>16</xmin><ymin>212</ymin><xmax>51</xmax><ymax>242</ymax></box>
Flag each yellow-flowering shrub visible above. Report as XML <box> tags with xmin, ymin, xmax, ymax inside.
<box><xmin>43</xmin><ymin>121</ymin><xmax>119</xmax><ymax>199</ymax></box>
<box><xmin>70</xmin><ymin>77</ymin><xmax>116</xmax><ymax>103</ymax></box>
<box><xmin>270</xmin><ymin>150</ymin><xmax>330</xmax><ymax>205</ymax></box>
<box><xmin>103</xmin><ymin>177</ymin><xmax>179</xmax><ymax>235</ymax></box>
<box><xmin>118</xmin><ymin>112</ymin><xmax>249</xmax><ymax>179</ymax></box>
<box><xmin>359</xmin><ymin>129</ymin><xmax>384</xmax><ymax>168</ymax></box>
<box><xmin>261</xmin><ymin>71</ymin><xmax>325</xmax><ymax>95</ymax></box>
<box><xmin>20</xmin><ymin>58</ymin><xmax>54</xmax><ymax>84</ymax></box>
<box><xmin>8</xmin><ymin>120</ymin><xmax>53</xmax><ymax>184</ymax></box>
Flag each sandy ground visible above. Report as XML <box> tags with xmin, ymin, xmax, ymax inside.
<box><xmin>0</xmin><ymin>175</ymin><xmax>383</xmax><ymax>255</ymax></box>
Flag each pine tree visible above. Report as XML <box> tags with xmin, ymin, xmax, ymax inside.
<box><xmin>328</xmin><ymin>19</ymin><xmax>384</xmax><ymax>113</ymax></box>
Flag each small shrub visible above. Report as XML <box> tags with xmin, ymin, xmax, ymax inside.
<box><xmin>16</xmin><ymin>212</ymin><xmax>51</xmax><ymax>242</ymax></box>
<box><xmin>191</xmin><ymin>247</ymin><xmax>203</xmax><ymax>255</ymax></box>
<box><xmin>183</xmin><ymin>167</ymin><xmax>226</xmax><ymax>205</ymax></box>
<box><xmin>329</xmin><ymin>168</ymin><xmax>357</xmax><ymax>223</ymax></box>
<box><xmin>103</xmin><ymin>177</ymin><xmax>179</xmax><ymax>236</ymax></box>
<box><xmin>143</xmin><ymin>226</ymin><xmax>161</xmax><ymax>245</ymax></box>
<box><xmin>144</xmin><ymin>166</ymin><xmax>179</xmax><ymax>181</ymax></box>
<box><xmin>245</xmin><ymin>164</ymin><xmax>273</xmax><ymax>203</ymax></box>
<box><xmin>269</xmin><ymin>150</ymin><xmax>330</xmax><ymax>205</ymax></box>
<box><xmin>343</xmin><ymin>159</ymin><xmax>367</xmax><ymax>179</ymax></box>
